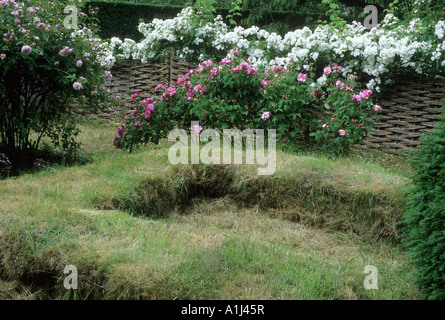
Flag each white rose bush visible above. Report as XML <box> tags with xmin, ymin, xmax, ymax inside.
<box><xmin>99</xmin><ymin>6</ymin><xmax>445</xmax><ymax>93</ymax></box>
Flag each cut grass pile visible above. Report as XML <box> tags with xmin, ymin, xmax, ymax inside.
<box><xmin>0</xmin><ymin>120</ymin><xmax>419</xmax><ymax>299</ymax></box>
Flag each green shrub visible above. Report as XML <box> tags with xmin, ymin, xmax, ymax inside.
<box><xmin>401</xmin><ymin>107</ymin><xmax>445</xmax><ymax>300</ymax></box>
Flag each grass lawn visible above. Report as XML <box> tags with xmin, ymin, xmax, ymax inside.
<box><xmin>0</xmin><ymin>120</ymin><xmax>420</xmax><ymax>300</ymax></box>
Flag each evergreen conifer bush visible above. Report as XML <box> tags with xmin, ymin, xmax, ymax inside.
<box><xmin>401</xmin><ymin>107</ymin><xmax>445</xmax><ymax>300</ymax></box>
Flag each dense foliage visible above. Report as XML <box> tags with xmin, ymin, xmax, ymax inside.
<box><xmin>401</xmin><ymin>107</ymin><xmax>445</xmax><ymax>300</ymax></box>
<box><xmin>0</xmin><ymin>0</ymin><xmax>110</xmax><ymax>171</ymax></box>
<box><xmin>86</xmin><ymin>0</ymin><xmax>318</xmax><ymax>41</ymax></box>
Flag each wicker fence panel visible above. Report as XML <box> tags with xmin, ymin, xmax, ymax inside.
<box><xmin>359</xmin><ymin>79</ymin><xmax>445</xmax><ymax>154</ymax></box>
<box><xmin>73</xmin><ymin>58</ymin><xmax>444</xmax><ymax>153</ymax></box>
<box><xmin>72</xmin><ymin>56</ymin><xmax>199</xmax><ymax>120</ymax></box>
<box><xmin>104</xmin><ymin>59</ymin><xmax>171</xmax><ymax>104</ymax></box>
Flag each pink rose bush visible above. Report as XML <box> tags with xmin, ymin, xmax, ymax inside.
<box><xmin>297</xmin><ymin>73</ymin><xmax>308</xmax><ymax>82</ymax></box>
<box><xmin>114</xmin><ymin>51</ymin><xmax>379</xmax><ymax>156</ymax></box>
<box><xmin>0</xmin><ymin>0</ymin><xmax>111</xmax><ymax>170</ymax></box>
<box><xmin>311</xmin><ymin>69</ymin><xmax>381</xmax><ymax>156</ymax></box>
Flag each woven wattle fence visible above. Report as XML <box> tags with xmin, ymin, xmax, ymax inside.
<box><xmin>73</xmin><ymin>56</ymin><xmax>444</xmax><ymax>154</ymax></box>
<box><xmin>362</xmin><ymin>79</ymin><xmax>445</xmax><ymax>154</ymax></box>
<box><xmin>71</xmin><ymin>51</ymin><xmax>198</xmax><ymax>120</ymax></box>
<box><xmin>104</xmin><ymin>55</ymin><xmax>198</xmax><ymax>105</ymax></box>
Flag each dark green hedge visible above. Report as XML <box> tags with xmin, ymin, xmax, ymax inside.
<box><xmin>86</xmin><ymin>0</ymin><xmax>392</xmax><ymax>41</ymax></box>
<box><xmin>86</xmin><ymin>1</ymin><xmax>184</xmax><ymax>41</ymax></box>
<box><xmin>86</xmin><ymin>0</ymin><xmax>321</xmax><ymax>41</ymax></box>
<box><xmin>401</xmin><ymin>107</ymin><xmax>445</xmax><ymax>300</ymax></box>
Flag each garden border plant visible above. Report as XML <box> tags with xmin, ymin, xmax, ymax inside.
<box><xmin>113</xmin><ymin>50</ymin><xmax>382</xmax><ymax>158</ymax></box>
<box><xmin>0</xmin><ymin>0</ymin><xmax>112</xmax><ymax>173</ymax></box>
<box><xmin>400</xmin><ymin>106</ymin><xmax>445</xmax><ymax>300</ymax></box>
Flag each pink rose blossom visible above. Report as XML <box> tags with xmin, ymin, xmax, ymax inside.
<box><xmin>186</xmin><ymin>89</ymin><xmax>194</xmax><ymax>100</ymax></box>
<box><xmin>155</xmin><ymin>84</ymin><xmax>164</xmax><ymax>91</ymax></box>
<box><xmin>323</xmin><ymin>66</ymin><xmax>332</xmax><ymax>75</ymax></box>
<box><xmin>247</xmin><ymin>66</ymin><xmax>258</xmax><ymax>74</ymax></box>
<box><xmin>260</xmin><ymin>80</ymin><xmax>268</xmax><ymax>87</ymax></box>
<box><xmin>221</xmin><ymin>58</ymin><xmax>231</xmax><ymax>64</ymax></box>
<box><xmin>185</xmin><ymin>70</ymin><xmax>194</xmax><ymax>78</ymax></box>
<box><xmin>144</xmin><ymin>104</ymin><xmax>154</xmax><ymax>119</ymax></box>
<box><xmin>297</xmin><ymin>73</ymin><xmax>308</xmax><ymax>82</ymax></box>
<box><xmin>193</xmin><ymin>124</ymin><xmax>203</xmax><ymax>135</ymax></box>
<box><xmin>59</xmin><ymin>47</ymin><xmax>70</xmax><ymax>57</ymax></box>
<box><xmin>166</xmin><ymin>86</ymin><xmax>176</xmax><ymax>96</ymax></box>
<box><xmin>194</xmin><ymin>83</ymin><xmax>202</xmax><ymax>92</ymax></box>
<box><xmin>372</xmin><ymin>105</ymin><xmax>382</xmax><ymax>112</ymax></box>
<box><xmin>210</xmin><ymin>67</ymin><xmax>219</xmax><ymax>77</ymax></box>
<box><xmin>261</xmin><ymin>111</ymin><xmax>270</xmax><ymax>121</ymax></box>
<box><xmin>142</xmin><ymin>98</ymin><xmax>154</xmax><ymax>105</ymax></box>
<box><xmin>202</xmin><ymin>60</ymin><xmax>213</xmax><ymax>67</ymax></box>
<box><xmin>117</xmin><ymin>125</ymin><xmax>125</xmax><ymax>136</ymax></box>
<box><xmin>360</xmin><ymin>90</ymin><xmax>372</xmax><ymax>100</ymax></box>
<box><xmin>21</xmin><ymin>45</ymin><xmax>32</xmax><ymax>54</ymax></box>
<box><xmin>130</xmin><ymin>109</ymin><xmax>139</xmax><ymax>117</ymax></box>
<box><xmin>273</xmin><ymin>65</ymin><xmax>284</xmax><ymax>73</ymax></box>
<box><xmin>230</xmin><ymin>48</ymin><xmax>240</xmax><ymax>56</ymax></box>
<box><xmin>184</xmin><ymin>81</ymin><xmax>192</xmax><ymax>89</ymax></box>
<box><xmin>131</xmin><ymin>92</ymin><xmax>140</xmax><ymax>99</ymax></box>
<box><xmin>339</xmin><ymin>129</ymin><xmax>346</xmax><ymax>136</ymax></box>
<box><xmin>73</xmin><ymin>82</ymin><xmax>83</xmax><ymax>90</ymax></box>
<box><xmin>336</xmin><ymin>80</ymin><xmax>345</xmax><ymax>89</ymax></box>
<box><xmin>352</xmin><ymin>94</ymin><xmax>362</xmax><ymax>103</ymax></box>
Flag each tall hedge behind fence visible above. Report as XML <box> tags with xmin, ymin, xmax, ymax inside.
<box><xmin>85</xmin><ymin>0</ymin><xmax>321</xmax><ymax>41</ymax></box>
<box><xmin>72</xmin><ymin>56</ymin><xmax>445</xmax><ymax>154</ymax></box>
<box><xmin>86</xmin><ymin>1</ymin><xmax>184</xmax><ymax>41</ymax></box>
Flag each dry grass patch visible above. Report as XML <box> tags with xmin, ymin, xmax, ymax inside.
<box><xmin>0</xmin><ymin>121</ymin><xmax>418</xmax><ymax>300</ymax></box>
